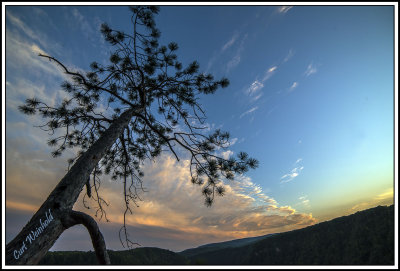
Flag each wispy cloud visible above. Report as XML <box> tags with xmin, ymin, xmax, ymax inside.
<box><xmin>226</xmin><ymin>54</ymin><xmax>241</xmax><ymax>72</ymax></box>
<box><xmin>280</xmin><ymin>158</ymin><xmax>304</xmax><ymax>183</ymax></box>
<box><xmin>71</xmin><ymin>8</ymin><xmax>97</xmax><ymax>42</ymax></box>
<box><xmin>295</xmin><ymin>158</ymin><xmax>303</xmax><ymax>164</ymax></box>
<box><xmin>226</xmin><ymin>34</ymin><xmax>247</xmax><ymax>72</ymax></box>
<box><xmin>206</xmin><ymin>32</ymin><xmax>247</xmax><ymax>73</ymax></box>
<box><xmin>277</xmin><ymin>6</ymin><xmax>293</xmax><ymax>14</ymax></box>
<box><xmin>304</xmin><ymin>62</ymin><xmax>317</xmax><ymax>77</ymax></box>
<box><xmin>246</xmin><ymin>80</ymin><xmax>264</xmax><ymax>95</ymax></box>
<box><xmin>240</xmin><ymin>106</ymin><xmax>258</xmax><ymax>118</ymax></box>
<box><xmin>289</xmin><ymin>81</ymin><xmax>299</xmax><ymax>91</ymax></box>
<box><xmin>243</xmin><ymin>47</ymin><xmax>296</xmax><ymax>104</ymax></box>
<box><xmin>283</xmin><ymin>49</ymin><xmax>295</xmax><ymax>63</ymax></box>
<box><xmin>244</xmin><ymin>65</ymin><xmax>278</xmax><ymax>102</ymax></box>
<box><xmin>298</xmin><ymin>195</ymin><xmax>311</xmax><ymax>208</ymax></box>
<box><xmin>222</xmin><ymin>32</ymin><xmax>239</xmax><ymax>52</ymax></box>
<box><xmin>6</xmin><ymin>11</ymin><xmax>62</xmax><ymax>55</ymax></box>
<box><xmin>262</xmin><ymin>66</ymin><xmax>278</xmax><ymax>81</ymax></box>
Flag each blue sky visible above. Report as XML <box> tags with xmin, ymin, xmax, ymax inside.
<box><xmin>3</xmin><ymin>4</ymin><xmax>396</xmax><ymax>252</ymax></box>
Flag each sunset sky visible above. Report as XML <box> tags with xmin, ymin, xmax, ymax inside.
<box><xmin>3</xmin><ymin>4</ymin><xmax>396</xmax><ymax>252</ymax></box>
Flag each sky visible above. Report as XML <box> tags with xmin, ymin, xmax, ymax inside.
<box><xmin>3</xmin><ymin>4</ymin><xmax>397</xmax><ymax>253</ymax></box>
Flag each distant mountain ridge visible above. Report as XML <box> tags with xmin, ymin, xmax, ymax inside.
<box><xmin>180</xmin><ymin>233</ymin><xmax>276</xmax><ymax>258</ymax></box>
<box><xmin>39</xmin><ymin>204</ymin><xmax>394</xmax><ymax>265</ymax></box>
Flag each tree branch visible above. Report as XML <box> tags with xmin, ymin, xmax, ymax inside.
<box><xmin>62</xmin><ymin>210</ymin><xmax>111</xmax><ymax>265</ymax></box>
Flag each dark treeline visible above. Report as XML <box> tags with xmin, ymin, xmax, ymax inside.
<box><xmin>188</xmin><ymin>204</ymin><xmax>394</xmax><ymax>265</ymax></box>
<box><xmin>39</xmin><ymin>204</ymin><xmax>394</xmax><ymax>265</ymax></box>
<box><xmin>39</xmin><ymin>247</ymin><xmax>188</xmax><ymax>265</ymax></box>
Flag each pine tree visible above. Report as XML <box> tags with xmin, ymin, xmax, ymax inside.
<box><xmin>6</xmin><ymin>6</ymin><xmax>258</xmax><ymax>265</ymax></box>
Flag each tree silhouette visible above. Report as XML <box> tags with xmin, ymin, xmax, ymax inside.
<box><xmin>6</xmin><ymin>6</ymin><xmax>258</xmax><ymax>265</ymax></box>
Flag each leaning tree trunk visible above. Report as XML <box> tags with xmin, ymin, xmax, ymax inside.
<box><xmin>6</xmin><ymin>107</ymin><xmax>141</xmax><ymax>265</ymax></box>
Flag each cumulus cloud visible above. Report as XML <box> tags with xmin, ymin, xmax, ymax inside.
<box><xmin>6</xmin><ymin>149</ymin><xmax>317</xmax><ymax>251</ymax></box>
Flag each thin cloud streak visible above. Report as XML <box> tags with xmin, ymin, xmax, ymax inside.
<box><xmin>245</xmin><ymin>65</ymin><xmax>278</xmax><ymax>102</ymax></box>
<box><xmin>222</xmin><ymin>32</ymin><xmax>239</xmax><ymax>52</ymax></box>
<box><xmin>240</xmin><ymin>106</ymin><xmax>258</xmax><ymax>118</ymax></box>
<box><xmin>247</xmin><ymin>80</ymin><xmax>264</xmax><ymax>95</ymax></box>
<box><xmin>283</xmin><ymin>49</ymin><xmax>295</xmax><ymax>63</ymax></box>
<box><xmin>226</xmin><ymin>34</ymin><xmax>247</xmax><ymax>72</ymax></box>
<box><xmin>280</xmin><ymin>158</ymin><xmax>304</xmax><ymax>183</ymax></box>
<box><xmin>278</xmin><ymin>6</ymin><xmax>293</xmax><ymax>14</ymax></box>
<box><xmin>305</xmin><ymin>62</ymin><xmax>318</xmax><ymax>76</ymax></box>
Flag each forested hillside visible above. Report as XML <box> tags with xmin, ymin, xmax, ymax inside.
<box><xmin>39</xmin><ymin>247</ymin><xmax>188</xmax><ymax>265</ymax></box>
<box><xmin>39</xmin><ymin>205</ymin><xmax>394</xmax><ymax>265</ymax></box>
<box><xmin>186</xmin><ymin>205</ymin><xmax>394</xmax><ymax>265</ymax></box>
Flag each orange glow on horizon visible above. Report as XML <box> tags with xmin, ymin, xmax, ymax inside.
<box><xmin>6</xmin><ymin>200</ymin><xmax>39</xmax><ymax>213</ymax></box>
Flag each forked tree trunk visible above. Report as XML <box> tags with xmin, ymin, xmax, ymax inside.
<box><xmin>6</xmin><ymin>107</ymin><xmax>141</xmax><ymax>265</ymax></box>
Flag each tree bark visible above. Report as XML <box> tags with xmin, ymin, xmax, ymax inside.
<box><xmin>6</xmin><ymin>106</ymin><xmax>142</xmax><ymax>265</ymax></box>
<box><xmin>62</xmin><ymin>210</ymin><xmax>111</xmax><ymax>264</ymax></box>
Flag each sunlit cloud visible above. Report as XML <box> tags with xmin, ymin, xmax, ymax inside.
<box><xmin>6</xmin><ymin>10</ymin><xmax>62</xmax><ymax>55</ymax></box>
<box><xmin>268</xmin><ymin>66</ymin><xmax>277</xmax><ymax>73</ymax></box>
<box><xmin>245</xmin><ymin>65</ymin><xmax>278</xmax><ymax>102</ymax></box>
<box><xmin>246</xmin><ymin>80</ymin><xmax>264</xmax><ymax>95</ymax></box>
<box><xmin>6</xmin><ymin>30</ymin><xmax>67</xmax><ymax>82</ymax></box>
<box><xmin>244</xmin><ymin>49</ymin><xmax>295</xmax><ymax>100</ymax></box>
<box><xmin>280</xmin><ymin>158</ymin><xmax>304</xmax><ymax>183</ymax></box>
<box><xmin>220</xmin><ymin>150</ymin><xmax>234</xmax><ymax>160</ymax></box>
<box><xmin>262</xmin><ymin>65</ymin><xmax>277</xmax><ymax>81</ymax></box>
<box><xmin>6</xmin><ymin>145</ymin><xmax>317</xmax><ymax>250</ymax></box>
<box><xmin>278</xmin><ymin>6</ymin><xmax>293</xmax><ymax>14</ymax></box>
<box><xmin>350</xmin><ymin>188</ymin><xmax>393</xmax><ymax>213</ymax></box>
